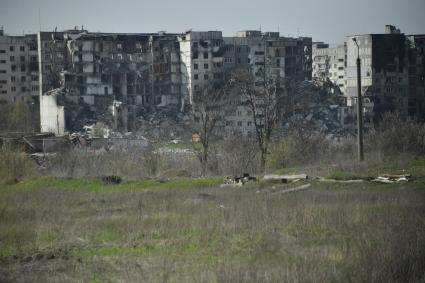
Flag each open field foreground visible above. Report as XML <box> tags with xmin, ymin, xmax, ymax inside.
<box><xmin>1</xmin><ymin>176</ymin><xmax>425</xmax><ymax>282</ymax></box>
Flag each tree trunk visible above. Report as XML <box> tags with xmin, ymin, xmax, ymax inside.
<box><xmin>259</xmin><ymin>147</ymin><xmax>267</xmax><ymax>173</ymax></box>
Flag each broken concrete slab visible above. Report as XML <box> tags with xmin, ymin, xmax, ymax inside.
<box><xmin>263</xmin><ymin>174</ymin><xmax>308</xmax><ymax>183</ymax></box>
<box><xmin>372</xmin><ymin>174</ymin><xmax>411</xmax><ymax>184</ymax></box>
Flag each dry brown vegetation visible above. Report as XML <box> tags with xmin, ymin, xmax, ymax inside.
<box><xmin>0</xmin><ymin>177</ymin><xmax>424</xmax><ymax>282</ymax></box>
<box><xmin>1</xmin><ymin>112</ymin><xmax>425</xmax><ymax>282</ymax></box>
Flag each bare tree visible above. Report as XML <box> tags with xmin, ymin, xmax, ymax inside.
<box><xmin>229</xmin><ymin>68</ymin><xmax>303</xmax><ymax>172</ymax></box>
<box><xmin>191</xmin><ymin>84</ymin><xmax>230</xmax><ymax>176</ymax></box>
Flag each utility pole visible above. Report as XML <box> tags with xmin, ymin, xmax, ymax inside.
<box><xmin>352</xmin><ymin>37</ymin><xmax>364</xmax><ymax>161</ymax></box>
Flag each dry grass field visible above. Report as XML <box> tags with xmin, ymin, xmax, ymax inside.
<box><xmin>1</xmin><ymin>173</ymin><xmax>425</xmax><ymax>282</ymax></box>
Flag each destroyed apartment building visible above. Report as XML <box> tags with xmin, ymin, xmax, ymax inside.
<box><xmin>38</xmin><ymin>30</ymin><xmax>184</xmax><ymax>135</ymax></box>
<box><xmin>312</xmin><ymin>25</ymin><xmax>425</xmax><ymax>131</ymax></box>
<box><xmin>36</xmin><ymin>28</ymin><xmax>315</xmax><ymax>138</ymax></box>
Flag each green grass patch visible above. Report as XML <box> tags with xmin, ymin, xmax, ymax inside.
<box><xmin>2</xmin><ymin>176</ymin><xmax>222</xmax><ymax>193</ymax></box>
<box><xmin>325</xmin><ymin>171</ymin><xmax>367</xmax><ymax>180</ymax></box>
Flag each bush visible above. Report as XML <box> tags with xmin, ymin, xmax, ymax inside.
<box><xmin>366</xmin><ymin>112</ymin><xmax>425</xmax><ymax>161</ymax></box>
<box><xmin>0</xmin><ymin>146</ymin><xmax>38</xmax><ymax>184</ymax></box>
<box><xmin>217</xmin><ymin>138</ymin><xmax>260</xmax><ymax>175</ymax></box>
<box><xmin>267</xmin><ymin>129</ymin><xmax>331</xmax><ymax>171</ymax></box>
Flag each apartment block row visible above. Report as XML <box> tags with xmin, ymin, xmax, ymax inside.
<box><xmin>0</xmin><ymin>27</ymin><xmax>313</xmax><ymax>135</ymax></box>
<box><xmin>312</xmin><ymin>25</ymin><xmax>425</xmax><ymax>128</ymax></box>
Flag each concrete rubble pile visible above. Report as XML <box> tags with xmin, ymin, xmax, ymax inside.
<box><xmin>221</xmin><ymin>173</ymin><xmax>258</xmax><ymax>187</ymax></box>
<box><xmin>284</xmin><ymin>81</ymin><xmax>351</xmax><ymax>139</ymax></box>
<box><xmin>137</xmin><ymin>106</ymin><xmax>191</xmax><ymax>141</ymax></box>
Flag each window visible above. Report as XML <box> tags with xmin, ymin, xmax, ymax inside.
<box><xmin>11</xmin><ymin>86</ymin><xmax>16</xmax><ymax>92</ymax></box>
<box><xmin>44</xmin><ymin>65</ymin><xmax>51</xmax><ymax>71</ymax></box>
<box><xmin>20</xmin><ymin>46</ymin><xmax>25</xmax><ymax>52</ymax></box>
<box><xmin>236</xmin><ymin>47</ymin><xmax>241</xmax><ymax>53</ymax></box>
<box><xmin>21</xmin><ymin>86</ymin><xmax>26</xmax><ymax>92</ymax></box>
<box><xmin>11</xmin><ymin>65</ymin><xmax>16</xmax><ymax>72</ymax></box>
<box><xmin>0</xmin><ymin>50</ymin><xmax>5</xmax><ymax>54</ymax></box>
<box><xmin>21</xmin><ymin>65</ymin><xmax>26</xmax><ymax>72</ymax></box>
<box><xmin>10</xmin><ymin>56</ymin><xmax>14</xmax><ymax>62</ymax></box>
<box><xmin>247</xmin><ymin>122</ymin><xmax>252</xmax><ymax>127</ymax></box>
<box><xmin>0</xmin><ymin>60</ymin><xmax>5</xmax><ymax>64</ymax></box>
<box><xmin>237</xmin><ymin>121</ymin><xmax>242</xmax><ymax>127</ymax></box>
<box><xmin>11</xmin><ymin>76</ymin><xmax>15</xmax><ymax>82</ymax></box>
<box><xmin>194</xmin><ymin>74</ymin><xmax>198</xmax><ymax>80</ymax></box>
<box><xmin>20</xmin><ymin>56</ymin><xmax>25</xmax><ymax>62</ymax></box>
<box><xmin>0</xmin><ymin>90</ymin><xmax>7</xmax><ymax>94</ymax></box>
<box><xmin>237</xmin><ymin>111</ymin><xmax>242</xmax><ymax>116</ymax></box>
<box><xmin>194</xmin><ymin>63</ymin><xmax>198</xmax><ymax>70</ymax></box>
<box><xmin>193</xmin><ymin>42</ymin><xmax>198</xmax><ymax>48</ymax></box>
<box><xmin>204</xmin><ymin>63</ymin><xmax>208</xmax><ymax>69</ymax></box>
<box><xmin>204</xmin><ymin>74</ymin><xmax>208</xmax><ymax>80</ymax></box>
<box><xmin>31</xmin><ymin>75</ymin><xmax>38</xmax><ymax>81</ymax></box>
<box><xmin>31</xmin><ymin>56</ymin><xmax>37</xmax><ymax>62</ymax></box>
<box><xmin>21</xmin><ymin>76</ymin><xmax>26</xmax><ymax>82</ymax></box>
<box><xmin>0</xmin><ymin>70</ymin><xmax>6</xmax><ymax>74</ymax></box>
<box><xmin>203</xmin><ymin>52</ymin><xmax>208</xmax><ymax>59</ymax></box>
<box><xmin>9</xmin><ymin>46</ymin><xmax>14</xmax><ymax>52</ymax></box>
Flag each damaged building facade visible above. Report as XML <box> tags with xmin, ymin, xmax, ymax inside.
<box><xmin>222</xmin><ymin>31</ymin><xmax>312</xmax><ymax>137</ymax></box>
<box><xmin>38</xmin><ymin>29</ymin><xmax>183</xmax><ymax>134</ymax></box>
<box><xmin>313</xmin><ymin>25</ymin><xmax>425</xmax><ymax>129</ymax></box>
<box><xmin>312</xmin><ymin>42</ymin><xmax>346</xmax><ymax>95</ymax></box>
<box><xmin>178</xmin><ymin>30</ymin><xmax>313</xmax><ymax>137</ymax></box>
